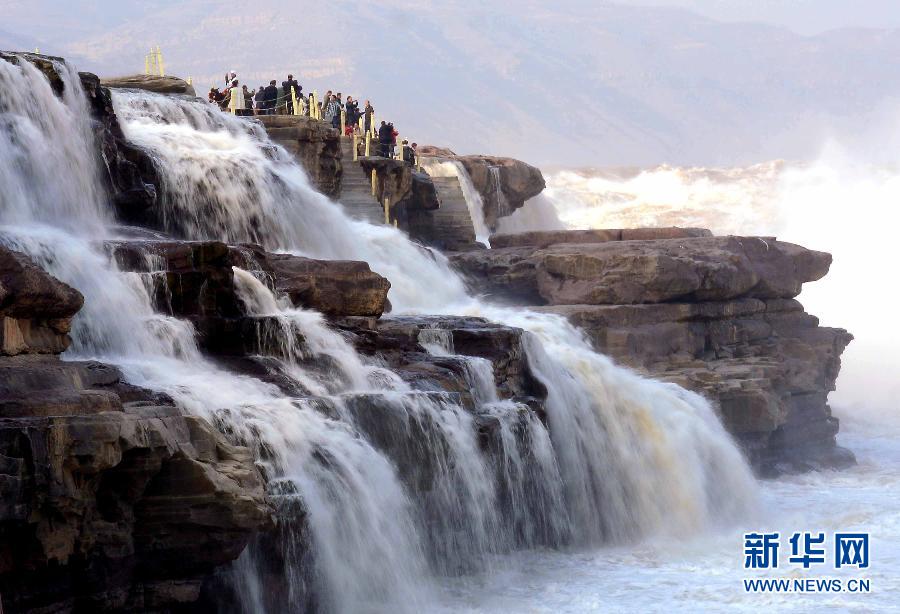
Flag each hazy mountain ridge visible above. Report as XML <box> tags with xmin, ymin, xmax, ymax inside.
<box><xmin>2</xmin><ymin>0</ymin><xmax>900</xmax><ymax>165</ymax></box>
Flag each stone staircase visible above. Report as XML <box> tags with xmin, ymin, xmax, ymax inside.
<box><xmin>429</xmin><ymin>175</ymin><xmax>477</xmax><ymax>249</ymax></box>
<box><xmin>338</xmin><ymin>137</ymin><xmax>386</xmax><ymax>225</ymax></box>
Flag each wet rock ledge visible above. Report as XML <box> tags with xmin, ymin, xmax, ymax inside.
<box><xmin>451</xmin><ymin>228</ymin><xmax>855</xmax><ymax>474</ymax></box>
<box><xmin>0</xmin><ymin>245</ymin><xmax>272</xmax><ymax>612</ymax></box>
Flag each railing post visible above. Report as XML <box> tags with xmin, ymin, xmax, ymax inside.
<box><xmin>291</xmin><ymin>86</ymin><xmax>298</xmax><ymax>116</ymax></box>
<box><xmin>371</xmin><ymin>168</ymin><xmax>378</xmax><ymax>196</ymax></box>
<box><xmin>352</xmin><ymin>132</ymin><xmax>358</xmax><ymax>161</ymax></box>
<box><xmin>384</xmin><ymin>197</ymin><xmax>390</xmax><ymax>225</ymax></box>
<box><xmin>157</xmin><ymin>46</ymin><xmax>165</xmax><ymax>77</ymax></box>
<box><xmin>340</xmin><ymin>109</ymin><xmax>346</xmax><ymax>136</ymax></box>
<box><xmin>365</xmin><ymin>134</ymin><xmax>371</xmax><ymax>157</ymax></box>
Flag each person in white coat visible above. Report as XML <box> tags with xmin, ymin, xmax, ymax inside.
<box><xmin>227</xmin><ymin>79</ymin><xmax>245</xmax><ymax>115</ymax></box>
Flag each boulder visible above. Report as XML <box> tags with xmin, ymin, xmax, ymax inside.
<box><xmin>100</xmin><ymin>74</ymin><xmax>196</xmax><ymax>97</ymax></box>
<box><xmin>456</xmin><ymin>155</ymin><xmax>546</xmax><ymax>228</ymax></box>
<box><xmin>108</xmin><ymin>239</ymin><xmax>392</xmax><ymax>320</ymax></box>
<box><xmin>0</xmin><ymin>246</ymin><xmax>83</xmax><ymax>355</ymax></box>
<box><xmin>268</xmin><ymin>253</ymin><xmax>391</xmax><ymax>318</ymax></box>
<box><xmin>417</xmin><ymin>145</ymin><xmax>457</xmax><ymax>157</ymax></box>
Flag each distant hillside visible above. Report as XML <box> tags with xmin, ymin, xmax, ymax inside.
<box><xmin>3</xmin><ymin>0</ymin><xmax>900</xmax><ymax>166</ymax></box>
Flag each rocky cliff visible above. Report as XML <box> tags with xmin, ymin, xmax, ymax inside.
<box><xmin>0</xmin><ymin>245</ymin><xmax>272</xmax><ymax>612</ymax></box>
<box><xmin>451</xmin><ymin>229</ymin><xmax>853</xmax><ymax>474</ymax></box>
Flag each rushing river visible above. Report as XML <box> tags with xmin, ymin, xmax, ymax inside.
<box><xmin>432</xmin><ymin>405</ymin><xmax>900</xmax><ymax>612</ymax></box>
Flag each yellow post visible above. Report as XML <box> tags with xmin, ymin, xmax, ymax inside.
<box><xmin>157</xmin><ymin>46</ymin><xmax>165</xmax><ymax>77</ymax></box>
<box><xmin>311</xmin><ymin>91</ymin><xmax>318</xmax><ymax>120</ymax></box>
<box><xmin>365</xmin><ymin>134</ymin><xmax>371</xmax><ymax>157</ymax></box>
<box><xmin>384</xmin><ymin>197</ymin><xmax>390</xmax><ymax>225</ymax></box>
<box><xmin>371</xmin><ymin>168</ymin><xmax>378</xmax><ymax>196</ymax></box>
<box><xmin>340</xmin><ymin>109</ymin><xmax>346</xmax><ymax>136</ymax></box>
<box><xmin>352</xmin><ymin>132</ymin><xmax>358</xmax><ymax>162</ymax></box>
<box><xmin>291</xmin><ymin>86</ymin><xmax>298</xmax><ymax>116</ymax></box>
<box><xmin>34</xmin><ymin>48</ymin><xmax>40</xmax><ymax>54</ymax></box>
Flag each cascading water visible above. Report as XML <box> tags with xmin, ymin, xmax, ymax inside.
<box><xmin>489</xmin><ymin>165</ymin><xmax>511</xmax><ymax>218</ymax></box>
<box><xmin>1</xmin><ymin>55</ymin><xmax>760</xmax><ymax>613</ymax></box>
<box><xmin>113</xmin><ymin>88</ymin><xmax>758</xmax><ymax>538</ymax></box>
<box><xmin>419</xmin><ymin>158</ymin><xmax>492</xmax><ymax>246</ymax></box>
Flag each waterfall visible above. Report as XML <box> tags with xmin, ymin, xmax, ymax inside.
<box><xmin>489</xmin><ymin>165</ymin><xmax>511</xmax><ymax>218</ymax></box>
<box><xmin>419</xmin><ymin>158</ymin><xmax>492</xmax><ymax>246</ymax></box>
<box><xmin>1</xmin><ymin>56</ymin><xmax>759</xmax><ymax>613</ymax></box>
<box><xmin>112</xmin><ymin>88</ymin><xmax>759</xmax><ymax>539</ymax></box>
<box><xmin>0</xmin><ymin>55</ymin><xmax>436</xmax><ymax>613</ymax></box>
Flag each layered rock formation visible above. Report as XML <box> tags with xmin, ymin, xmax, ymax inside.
<box><xmin>258</xmin><ymin>115</ymin><xmax>343</xmax><ymax>198</ymax></box>
<box><xmin>451</xmin><ymin>230</ymin><xmax>853</xmax><ymax>474</ymax></box>
<box><xmin>0</xmin><ymin>245</ymin><xmax>272</xmax><ymax>612</ymax></box>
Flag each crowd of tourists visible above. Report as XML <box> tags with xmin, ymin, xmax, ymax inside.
<box><xmin>208</xmin><ymin>71</ymin><xmax>417</xmax><ymax>163</ymax></box>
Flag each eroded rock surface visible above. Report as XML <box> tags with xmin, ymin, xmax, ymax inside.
<box><xmin>0</xmin><ymin>249</ymin><xmax>272</xmax><ymax>612</ymax></box>
<box><xmin>258</xmin><ymin>115</ymin><xmax>342</xmax><ymax>197</ymax></box>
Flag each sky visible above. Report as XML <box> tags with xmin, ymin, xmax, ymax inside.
<box><xmin>617</xmin><ymin>0</ymin><xmax>900</xmax><ymax>34</ymax></box>
<box><xmin>3</xmin><ymin>1</ymin><xmax>900</xmax><ymax>166</ymax></box>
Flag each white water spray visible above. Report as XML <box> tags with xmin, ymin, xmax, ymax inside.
<box><xmin>112</xmin><ymin>88</ymin><xmax>759</xmax><ymax>543</ymax></box>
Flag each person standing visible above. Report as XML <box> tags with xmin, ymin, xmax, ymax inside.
<box><xmin>377</xmin><ymin>120</ymin><xmax>391</xmax><ymax>157</ymax></box>
<box><xmin>227</xmin><ymin>79</ymin><xmax>245</xmax><ymax>115</ymax></box>
<box><xmin>282</xmin><ymin>74</ymin><xmax>301</xmax><ymax>113</ymax></box>
<box><xmin>254</xmin><ymin>86</ymin><xmax>266</xmax><ymax>115</ymax></box>
<box><xmin>345</xmin><ymin>97</ymin><xmax>359</xmax><ymax>135</ymax></box>
<box><xmin>242</xmin><ymin>85</ymin><xmax>253</xmax><ymax>116</ymax></box>
<box><xmin>322</xmin><ymin>94</ymin><xmax>334</xmax><ymax>124</ymax></box>
<box><xmin>263</xmin><ymin>80</ymin><xmax>279</xmax><ymax>115</ymax></box>
<box><xmin>327</xmin><ymin>95</ymin><xmax>341</xmax><ymax>129</ymax></box>
<box><xmin>364</xmin><ymin>100</ymin><xmax>375</xmax><ymax>136</ymax></box>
